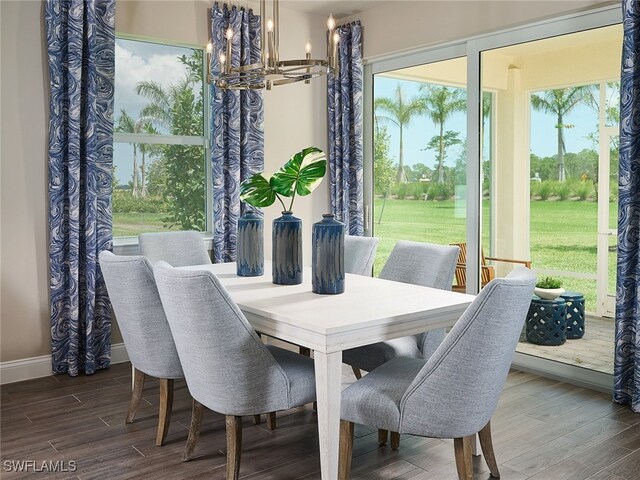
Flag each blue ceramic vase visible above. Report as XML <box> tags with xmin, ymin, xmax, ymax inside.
<box><xmin>272</xmin><ymin>211</ymin><xmax>302</xmax><ymax>285</ymax></box>
<box><xmin>312</xmin><ymin>214</ymin><xmax>345</xmax><ymax>294</ymax></box>
<box><xmin>236</xmin><ymin>211</ymin><xmax>264</xmax><ymax>277</ymax></box>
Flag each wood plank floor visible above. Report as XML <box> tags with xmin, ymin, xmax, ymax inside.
<box><xmin>1</xmin><ymin>363</ymin><xmax>639</xmax><ymax>479</ymax></box>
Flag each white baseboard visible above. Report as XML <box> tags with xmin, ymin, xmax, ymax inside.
<box><xmin>0</xmin><ymin>343</ymin><xmax>130</xmax><ymax>385</ymax></box>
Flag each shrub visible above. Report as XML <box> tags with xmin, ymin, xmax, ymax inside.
<box><xmin>536</xmin><ymin>276</ymin><xmax>563</xmax><ymax>289</ymax></box>
<box><xmin>428</xmin><ymin>182</ymin><xmax>453</xmax><ymax>200</ymax></box>
<box><xmin>554</xmin><ymin>181</ymin><xmax>572</xmax><ymax>201</ymax></box>
<box><xmin>575</xmin><ymin>181</ymin><xmax>594</xmax><ymax>201</ymax></box>
<box><xmin>537</xmin><ymin>181</ymin><xmax>553</xmax><ymax>200</ymax></box>
<box><xmin>395</xmin><ymin>182</ymin><xmax>410</xmax><ymax>200</ymax></box>
<box><xmin>610</xmin><ymin>179</ymin><xmax>619</xmax><ymax>202</ymax></box>
<box><xmin>112</xmin><ymin>190</ymin><xmax>168</xmax><ymax>214</ymax></box>
<box><xmin>530</xmin><ymin>181</ymin><xmax>541</xmax><ymax>199</ymax></box>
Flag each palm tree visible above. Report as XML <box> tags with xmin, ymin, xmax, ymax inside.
<box><xmin>531</xmin><ymin>86</ymin><xmax>592</xmax><ymax>182</ymax></box>
<box><xmin>375</xmin><ymin>84</ymin><xmax>424</xmax><ymax>182</ymax></box>
<box><xmin>115</xmin><ymin>109</ymin><xmax>140</xmax><ymax>197</ymax></box>
<box><xmin>419</xmin><ymin>85</ymin><xmax>466</xmax><ymax>184</ymax></box>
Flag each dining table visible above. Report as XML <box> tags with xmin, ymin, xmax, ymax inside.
<box><xmin>180</xmin><ymin>261</ymin><xmax>474</xmax><ymax>480</ymax></box>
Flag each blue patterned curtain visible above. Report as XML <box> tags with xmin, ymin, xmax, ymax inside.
<box><xmin>211</xmin><ymin>4</ymin><xmax>264</xmax><ymax>262</ymax></box>
<box><xmin>328</xmin><ymin>21</ymin><xmax>364</xmax><ymax>235</ymax></box>
<box><xmin>45</xmin><ymin>0</ymin><xmax>115</xmax><ymax>376</ymax></box>
<box><xmin>615</xmin><ymin>0</ymin><xmax>640</xmax><ymax>413</ymax></box>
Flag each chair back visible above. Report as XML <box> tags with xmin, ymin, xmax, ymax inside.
<box><xmin>380</xmin><ymin>241</ymin><xmax>459</xmax><ymax>290</ymax></box>
<box><xmin>344</xmin><ymin>235</ymin><xmax>379</xmax><ymax>276</ymax></box>
<box><xmin>98</xmin><ymin>251</ymin><xmax>183</xmax><ymax>379</ymax></box>
<box><xmin>139</xmin><ymin>231</ymin><xmax>211</xmax><ymax>266</ymax></box>
<box><xmin>153</xmin><ymin>262</ymin><xmax>291</xmax><ymax>416</ymax></box>
<box><xmin>399</xmin><ymin>267</ymin><xmax>536</xmax><ymax>438</ymax></box>
<box><xmin>450</xmin><ymin>242</ymin><xmax>493</xmax><ymax>289</ymax></box>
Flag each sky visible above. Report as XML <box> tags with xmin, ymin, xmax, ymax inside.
<box><xmin>374</xmin><ymin>75</ymin><xmax>602</xmax><ymax>173</ymax></box>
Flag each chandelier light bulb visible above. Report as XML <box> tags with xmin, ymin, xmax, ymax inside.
<box><xmin>267</xmin><ymin>18</ymin><xmax>274</xmax><ymax>32</ymax></box>
<box><xmin>219</xmin><ymin>53</ymin><xmax>226</xmax><ymax>64</ymax></box>
<box><xmin>226</xmin><ymin>28</ymin><xmax>233</xmax><ymax>40</ymax></box>
<box><xmin>333</xmin><ymin>32</ymin><xmax>340</xmax><ymax>44</ymax></box>
<box><xmin>206</xmin><ymin>41</ymin><xmax>213</xmax><ymax>54</ymax></box>
<box><xmin>306</xmin><ymin>42</ymin><xmax>312</xmax><ymax>54</ymax></box>
<box><xmin>327</xmin><ymin>14</ymin><xmax>335</xmax><ymax>30</ymax></box>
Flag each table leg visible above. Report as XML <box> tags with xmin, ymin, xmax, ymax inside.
<box><xmin>314</xmin><ymin>351</ymin><xmax>342</xmax><ymax>480</ymax></box>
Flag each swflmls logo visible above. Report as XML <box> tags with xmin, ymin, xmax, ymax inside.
<box><xmin>3</xmin><ymin>460</ymin><xmax>77</xmax><ymax>473</ymax></box>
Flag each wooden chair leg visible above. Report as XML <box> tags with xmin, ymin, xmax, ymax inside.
<box><xmin>226</xmin><ymin>415</ymin><xmax>242</xmax><ymax>480</ymax></box>
<box><xmin>338</xmin><ymin>420</ymin><xmax>354</xmax><ymax>480</ymax></box>
<box><xmin>378</xmin><ymin>429</ymin><xmax>389</xmax><ymax>445</ymax></box>
<box><xmin>390</xmin><ymin>431</ymin><xmax>400</xmax><ymax>450</ymax></box>
<box><xmin>182</xmin><ymin>399</ymin><xmax>204</xmax><ymax>462</ymax></box>
<box><xmin>351</xmin><ymin>366</ymin><xmax>362</xmax><ymax>379</ymax></box>
<box><xmin>156</xmin><ymin>378</ymin><xmax>174</xmax><ymax>446</ymax></box>
<box><xmin>478</xmin><ymin>421</ymin><xmax>500</xmax><ymax>478</ymax></box>
<box><xmin>454</xmin><ymin>435</ymin><xmax>474</xmax><ymax>480</ymax></box>
<box><xmin>266</xmin><ymin>412</ymin><xmax>276</xmax><ymax>430</ymax></box>
<box><xmin>253</xmin><ymin>414</ymin><xmax>261</xmax><ymax>425</ymax></box>
<box><xmin>126</xmin><ymin>368</ymin><xmax>145</xmax><ymax>424</ymax></box>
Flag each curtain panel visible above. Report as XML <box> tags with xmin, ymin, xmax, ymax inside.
<box><xmin>615</xmin><ymin>0</ymin><xmax>640</xmax><ymax>413</ymax></box>
<box><xmin>45</xmin><ymin>0</ymin><xmax>115</xmax><ymax>376</ymax></box>
<box><xmin>211</xmin><ymin>4</ymin><xmax>265</xmax><ymax>263</ymax></box>
<box><xmin>328</xmin><ymin>21</ymin><xmax>364</xmax><ymax>236</ymax></box>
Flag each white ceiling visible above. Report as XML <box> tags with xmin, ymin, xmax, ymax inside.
<box><xmin>279</xmin><ymin>0</ymin><xmax>391</xmax><ymax>19</ymax></box>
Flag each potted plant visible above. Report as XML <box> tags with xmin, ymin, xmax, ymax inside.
<box><xmin>534</xmin><ymin>276</ymin><xmax>565</xmax><ymax>300</ymax></box>
<box><xmin>240</xmin><ymin>146</ymin><xmax>327</xmax><ymax>285</ymax></box>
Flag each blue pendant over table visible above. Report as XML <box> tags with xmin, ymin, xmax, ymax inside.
<box><xmin>236</xmin><ymin>211</ymin><xmax>264</xmax><ymax>277</ymax></box>
<box><xmin>312</xmin><ymin>214</ymin><xmax>345</xmax><ymax>294</ymax></box>
<box><xmin>272</xmin><ymin>211</ymin><xmax>302</xmax><ymax>285</ymax></box>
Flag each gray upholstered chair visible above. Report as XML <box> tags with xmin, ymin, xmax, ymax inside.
<box><xmin>343</xmin><ymin>241</ymin><xmax>459</xmax><ymax>377</ymax></box>
<box><xmin>338</xmin><ymin>267</ymin><xmax>536</xmax><ymax>480</ymax></box>
<box><xmin>344</xmin><ymin>235</ymin><xmax>379</xmax><ymax>276</ymax></box>
<box><xmin>153</xmin><ymin>262</ymin><xmax>317</xmax><ymax>480</ymax></box>
<box><xmin>138</xmin><ymin>231</ymin><xmax>211</xmax><ymax>266</ymax></box>
<box><xmin>98</xmin><ymin>251</ymin><xmax>185</xmax><ymax>448</ymax></box>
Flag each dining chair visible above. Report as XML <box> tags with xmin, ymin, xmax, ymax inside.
<box><xmin>338</xmin><ymin>267</ymin><xmax>536</xmax><ymax>480</ymax></box>
<box><xmin>450</xmin><ymin>241</ymin><xmax>531</xmax><ymax>293</ymax></box>
<box><xmin>341</xmin><ymin>240</ymin><xmax>459</xmax><ymax>448</ymax></box>
<box><xmin>153</xmin><ymin>262</ymin><xmax>317</xmax><ymax>480</ymax></box>
<box><xmin>98</xmin><ymin>251</ymin><xmax>186</xmax><ymax>448</ymax></box>
<box><xmin>342</xmin><ymin>240</ymin><xmax>459</xmax><ymax>377</ymax></box>
<box><xmin>139</xmin><ymin>231</ymin><xmax>211</xmax><ymax>266</ymax></box>
<box><xmin>344</xmin><ymin>235</ymin><xmax>379</xmax><ymax>276</ymax></box>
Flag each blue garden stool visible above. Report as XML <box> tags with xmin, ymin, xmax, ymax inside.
<box><xmin>561</xmin><ymin>291</ymin><xmax>585</xmax><ymax>339</ymax></box>
<box><xmin>526</xmin><ymin>296</ymin><xmax>567</xmax><ymax>346</ymax></box>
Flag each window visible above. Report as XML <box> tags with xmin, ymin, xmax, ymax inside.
<box><xmin>113</xmin><ymin>37</ymin><xmax>208</xmax><ymax>239</ymax></box>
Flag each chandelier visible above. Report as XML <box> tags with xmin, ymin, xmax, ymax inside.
<box><xmin>206</xmin><ymin>0</ymin><xmax>340</xmax><ymax>90</ymax></box>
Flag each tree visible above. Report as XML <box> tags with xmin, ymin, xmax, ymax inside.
<box><xmin>531</xmin><ymin>86</ymin><xmax>592</xmax><ymax>182</ymax></box>
<box><xmin>375</xmin><ymin>83</ymin><xmax>424</xmax><ymax>182</ymax></box>
<box><xmin>422</xmin><ymin>130</ymin><xmax>462</xmax><ymax>184</ymax></box>
<box><xmin>115</xmin><ymin>109</ymin><xmax>140</xmax><ymax>197</ymax></box>
<box><xmin>419</xmin><ymin>85</ymin><xmax>466</xmax><ymax>183</ymax></box>
<box><xmin>136</xmin><ymin>50</ymin><xmax>205</xmax><ymax>230</ymax></box>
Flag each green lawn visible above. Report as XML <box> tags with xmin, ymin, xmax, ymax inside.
<box><xmin>112</xmin><ymin>213</ymin><xmax>170</xmax><ymax>238</ymax></box>
<box><xmin>372</xmin><ymin>198</ymin><xmax>617</xmax><ymax>313</ymax></box>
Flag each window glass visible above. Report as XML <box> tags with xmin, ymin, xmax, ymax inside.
<box><xmin>113</xmin><ymin>38</ymin><xmax>207</xmax><ymax>237</ymax></box>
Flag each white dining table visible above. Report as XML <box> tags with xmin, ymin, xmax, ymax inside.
<box><xmin>181</xmin><ymin>261</ymin><xmax>474</xmax><ymax>480</ymax></box>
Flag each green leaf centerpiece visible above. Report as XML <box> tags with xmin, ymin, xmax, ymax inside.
<box><xmin>240</xmin><ymin>146</ymin><xmax>327</xmax><ymax>212</ymax></box>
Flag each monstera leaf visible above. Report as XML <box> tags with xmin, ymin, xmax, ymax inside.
<box><xmin>271</xmin><ymin>147</ymin><xmax>327</xmax><ymax>198</ymax></box>
<box><xmin>239</xmin><ymin>147</ymin><xmax>327</xmax><ymax>212</ymax></box>
<box><xmin>239</xmin><ymin>173</ymin><xmax>277</xmax><ymax>208</ymax></box>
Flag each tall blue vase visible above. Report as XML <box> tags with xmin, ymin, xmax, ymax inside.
<box><xmin>236</xmin><ymin>211</ymin><xmax>264</xmax><ymax>277</ymax></box>
<box><xmin>312</xmin><ymin>214</ymin><xmax>345</xmax><ymax>294</ymax></box>
<box><xmin>272</xmin><ymin>211</ymin><xmax>302</xmax><ymax>285</ymax></box>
